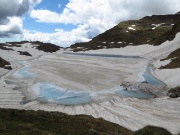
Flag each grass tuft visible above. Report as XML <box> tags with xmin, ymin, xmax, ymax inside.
<box><xmin>134</xmin><ymin>126</ymin><xmax>172</xmax><ymax>135</ymax></box>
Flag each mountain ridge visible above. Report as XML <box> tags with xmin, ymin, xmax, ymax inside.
<box><xmin>70</xmin><ymin>13</ymin><xmax>180</xmax><ymax>52</ymax></box>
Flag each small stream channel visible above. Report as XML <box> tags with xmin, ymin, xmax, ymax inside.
<box><xmin>12</xmin><ymin>54</ymin><xmax>165</xmax><ymax>105</ymax></box>
<box><xmin>143</xmin><ymin>64</ymin><xmax>165</xmax><ymax>85</ymax></box>
<box><xmin>13</xmin><ymin>61</ymin><xmax>35</xmax><ymax>78</ymax></box>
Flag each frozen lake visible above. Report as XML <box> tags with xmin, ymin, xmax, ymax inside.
<box><xmin>14</xmin><ymin>56</ymin><xmax>162</xmax><ymax>105</ymax></box>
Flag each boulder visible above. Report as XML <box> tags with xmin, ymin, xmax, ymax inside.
<box><xmin>169</xmin><ymin>93</ymin><xmax>178</xmax><ymax>98</ymax></box>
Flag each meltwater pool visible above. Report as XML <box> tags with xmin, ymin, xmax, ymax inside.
<box><xmin>143</xmin><ymin>64</ymin><xmax>165</xmax><ymax>85</ymax></box>
<box><xmin>33</xmin><ymin>83</ymin><xmax>92</xmax><ymax>105</ymax></box>
<box><xmin>115</xmin><ymin>89</ymin><xmax>154</xmax><ymax>99</ymax></box>
<box><xmin>13</xmin><ymin>61</ymin><xmax>35</xmax><ymax>78</ymax></box>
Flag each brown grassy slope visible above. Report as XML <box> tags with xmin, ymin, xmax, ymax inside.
<box><xmin>160</xmin><ymin>48</ymin><xmax>180</xmax><ymax>69</ymax></box>
<box><xmin>0</xmin><ymin>109</ymin><xmax>133</xmax><ymax>135</ymax></box>
<box><xmin>134</xmin><ymin>126</ymin><xmax>172</xmax><ymax>135</ymax></box>
<box><xmin>0</xmin><ymin>108</ymin><xmax>178</xmax><ymax>135</ymax></box>
<box><xmin>149</xmin><ymin>21</ymin><xmax>180</xmax><ymax>45</ymax></box>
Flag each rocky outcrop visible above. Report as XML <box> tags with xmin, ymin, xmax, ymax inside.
<box><xmin>0</xmin><ymin>43</ymin><xmax>14</xmax><ymax>51</ymax></box>
<box><xmin>18</xmin><ymin>51</ymin><xmax>32</xmax><ymax>56</ymax></box>
<box><xmin>160</xmin><ymin>48</ymin><xmax>180</xmax><ymax>69</ymax></box>
<box><xmin>168</xmin><ymin>86</ymin><xmax>180</xmax><ymax>98</ymax></box>
<box><xmin>0</xmin><ymin>57</ymin><xmax>12</xmax><ymax>70</ymax></box>
<box><xmin>32</xmin><ymin>41</ymin><xmax>62</xmax><ymax>53</ymax></box>
<box><xmin>5</xmin><ymin>41</ymin><xmax>62</xmax><ymax>53</ymax></box>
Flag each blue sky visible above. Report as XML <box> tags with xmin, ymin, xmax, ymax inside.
<box><xmin>24</xmin><ymin>0</ymin><xmax>77</xmax><ymax>33</ymax></box>
<box><xmin>0</xmin><ymin>0</ymin><xmax>180</xmax><ymax>47</ymax></box>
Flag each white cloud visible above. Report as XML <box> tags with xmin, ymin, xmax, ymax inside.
<box><xmin>31</xmin><ymin>0</ymin><xmax>180</xmax><ymax>25</ymax></box>
<box><xmin>0</xmin><ymin>17</ymin><xmax>23</xmax><ymax>37</ymax></box>
<box><xmin>1</xmin><ymin>0</ymin><xmax>180</xmax><ymax>46</ymax></box>
<box><xmin>27</xmin><ymin>0</ymin><xmax>180</xmax><ymax>47</ymax></box>
<box><xmin>0</xmin><ymin>0</ymin><xmax>42</xmax><ymax>37</ymax></box>
<box><xmin>0</xmin><ymin>17</ymin><xmax>23</xmax><ymax>32</ymax></box>
<box><xmin>23</xmin><ymin>25</ymin><xmax>91</xmax><ymax>47</ymax></box>
<box><xmin>58</xmin><ymin>4</ymin><xmax>61</xmax><ymax>8</ymax></box>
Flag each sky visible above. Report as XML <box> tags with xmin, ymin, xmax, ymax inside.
<box><xmin>0</xmin><ymin>0</ymin><xmax>180</xmax><ymax>47</ymax></box>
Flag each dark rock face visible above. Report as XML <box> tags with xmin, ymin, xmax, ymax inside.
<box><xmin>160</xmin><ymin>48</ymin><xmax>180</xmax><ymax>69</ymax></box>
<box><xmin>142</xmin><ymin>81</ymin><xmax>148</xmax><ymax>83</ymax></box>
<box><xmin>169</xmin><ymin>93</ymin><xmax>178</xmax><ymax>98</ymax></box>
<box><xmin>168</xmin><ymin>87</ymin><xmax>180</xmax><ymax>98</ymax></box>
<box><xmin>5</xmin><ymin>41</ymin><xmax>62</xmax><ymax>53</ymax></box>
<box><xmin>0</xmin><ymin>43</ymin><xmax>14</xmax><ymax>51</ymax></box>
<box><xmin>0</xmin><ymin>57</ymin><xmax>12</xmax><ymax>70</ymax></box>
<box><xmin>32</xmin><ymin>41</ymin><xmax>61</xmax><ymax>53</ymax></box>
<box><xmin>6</xmin><ymin>41</ymin><xmax>29</xmax><ymax>45</ymax></box>
<box><xmin>18</xmin><ymin>51</ymin><xmax>32</xmax><ymax>56</ymax></box>
<box><xmin>70</xmin><ymin>13</ymin><xmax>180</xmax><ymax>52</ymax></box>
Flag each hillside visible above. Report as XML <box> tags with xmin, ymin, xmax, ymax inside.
<box><xmin>0</xmin><ymin>109</ymin><xmax>132</xmax><ymax>135</ymax></box>
<box><xmin>160</xmin><ymin>48</ymin><xmax>180</xmax><ymax>69</ymax></box>
<box><xmin>0</xmin><ymin>13</ymin><xmax>180</xmax><ymax>135</ymax></box>
<box><xmin>70</xmin><ymin>13</ymin><xmax>180</xmax><ymax>52</ymax></box>
<box><xmin>0</xmin><ymin>108</ymin><xmax>176</xmax><ymax>135</ymax></box>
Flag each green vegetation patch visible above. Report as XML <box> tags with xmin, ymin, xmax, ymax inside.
<box><xmin>150</xmin><ymin>21</ymin><xmax>180</xmax><ymax>45</ymax></box>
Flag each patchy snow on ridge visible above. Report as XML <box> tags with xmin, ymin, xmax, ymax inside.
<box><xmin>152</xmin><ymin>23</ymin><xmax>166</xmax><ymax>30</ymax></box>
<box><xmin>128</xmin><ymin>27</ymin><xmax>136</xmax><ymax>30</ymax></box>
<box><xmin>83</xmin><ymin>32</ymin><xmax>180</xmax><ymax>58</ymax></box>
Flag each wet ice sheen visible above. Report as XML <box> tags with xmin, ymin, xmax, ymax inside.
<box><xmin>34</xmin><ymin>83</ymin><xmax>92</xmax><ymax>105</ymax></box>
<box><xmin>143</xmin><ymin>64</ymin><xmax>165</xmax><ymax>85</ymax></box>
<box><xmin>14</xmin><ymin>61</ymin><xmax>35</xmax><ymax>78</ymax></box>
<box><xmin>115</xmin><ymin>89</ymin><xmax>154</xmax><ymax>99</ymax></box>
